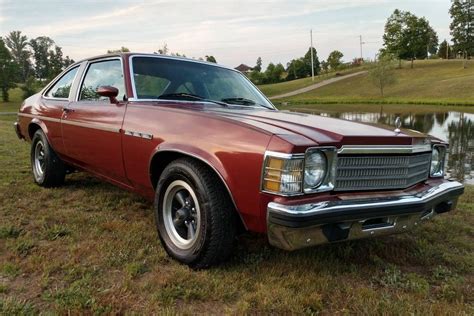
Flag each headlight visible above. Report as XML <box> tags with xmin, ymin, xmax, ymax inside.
<box><xmin>262</xmin><ymin>154</ymin><xmax>304</xmax><ymax>195</ymax></box>
<box><xmin>304</xmin><ymin>151</ymin><xmax>327</xmax><ymax>188</ymax></box>
<box><xmin>430</xmin><ymin>145</ymin><xmax>446</xmax><ymax>177</ymax></box>
<box><xmin>262</xmin><ymin>147</ymin><xmax>336</xmax><ymax>196</ymax></box>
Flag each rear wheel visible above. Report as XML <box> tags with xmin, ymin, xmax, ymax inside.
<box><xmin>31</xmin><ymin>130</ymin><xmax>66</xmax><ymax>187</ymax></box>
<box><xmin>155</xmin><ymin>158</ymin><xmax>236</xmax><ymax>268</ymax></box>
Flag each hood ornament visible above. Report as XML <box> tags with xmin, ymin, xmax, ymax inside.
<box><xmin>394</xmin><ymin>117</ymin><xmax>401</xmax><ymax>134</ymax></box>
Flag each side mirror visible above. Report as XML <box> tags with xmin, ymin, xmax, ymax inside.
<box><xmin>96</xmin><ymin>86</ymin><xmax>119</xmax><ymax>104</ymax></box>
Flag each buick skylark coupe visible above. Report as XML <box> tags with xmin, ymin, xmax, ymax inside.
<box><xmin>15</xmin><ymin>53</ymin><xmax>464</xmax><ymax>268</ymax></box>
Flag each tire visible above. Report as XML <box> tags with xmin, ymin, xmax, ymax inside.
<box><xmin>154</xmin><ymin>158</ymin><xmax>236</xmax><ymax>268</ymax></box>
<box><xmin>30</xmin><ymin>129</ymin><xmax>66</xmax><ymax>187</ymax></box>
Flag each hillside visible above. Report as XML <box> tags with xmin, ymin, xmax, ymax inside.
<box><xmin>275</xmin><ymin>60</ymin><xmax>474</xmax><ymax>106</ymax></box>
<box><xmin>257</xmin><ymin>66</ymin><xmax>367</xmax><ymax>97</ymax></box>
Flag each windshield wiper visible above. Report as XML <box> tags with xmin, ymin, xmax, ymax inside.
<box><xmin>157</xmin><ymin>93</ymin><xmax>228</xmax><ymax>107</ymax></box>
<box><xmin>221</xmin><ymin>97</ymin><xmax>271</xmax><ymax>109</ymax></box>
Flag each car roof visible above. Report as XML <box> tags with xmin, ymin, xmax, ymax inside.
<box><xmin>71</xmin><ymin>52</ymin><xmax>238</xmax><ymax>72</ymax></box>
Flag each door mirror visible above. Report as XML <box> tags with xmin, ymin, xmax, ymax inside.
<box><xmin>96</xmin><ymin>86</ymin><xmax>119</xmax><ymax>104</ymax></box>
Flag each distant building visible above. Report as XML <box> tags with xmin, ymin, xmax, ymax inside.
<box><xmin>234</xmin><ymin>64</ymin><xmax>253</xmax><ymax>73</ymax></box>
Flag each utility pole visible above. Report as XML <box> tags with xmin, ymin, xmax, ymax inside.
<box><xmin>447</xmin><ymin>41</ymin><xmax>449</xmax><ymax>59</ymax></box>
<box><xmin>359</xmin><ymin>35</ymin><xmax>364</xmax><ymax>60</ymax></box>
<box><xmin>310</xmin><ymin>29</ymin><xmax>314</xmax><ymax>81</ymax></box>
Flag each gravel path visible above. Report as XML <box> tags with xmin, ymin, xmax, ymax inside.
<box><xmin>269</xmin><ymin>70</ymin><xmax>368</xmax><ymax>100</ymax></box>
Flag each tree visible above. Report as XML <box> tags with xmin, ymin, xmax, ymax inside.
<box><xmin>5</xmin><ymin>30</ymin><xmax>31</xmax><ymax>82</ymax></box>
<box><xmin>286</xmin><ymin>58</ymin><xmax>307</xmax><ymax>80</ymax></box>
<box><xmin>248</xmin><ymin>69</ymin><xmax>265</xmax><ymax>84</ymax></box>
<box><xmin>286</xmin><ymin>47</ymin><xmax>321</xmax><ymax>81</ymax></box>
<box><xmin>63</xmin><ymin>55</ymin><xmax>75</xmax><ymax>68</ymax></box>
<box><xmin>29</xmin><ymin>36</ymin><xmax>55</xmax><ymax>79</ymax></box>
<box><xmin>450</xmin><ymin>0</ymin><xmax>474</xmax><ymax>68</ymax></box>
<box><xmin>327</xmin><ymin>50</ymin><xmax>344</xmax><ymax>70</ymax></box>
<box><xmin>382</xmin><ymin>10</ymin><xmax>439</xmax><ymax>68</ymax></box>
<box><xmin>156</xmin><ymin>43</ymin><xmax>169</xmax><ymax>55</ymax></box>
<box><xmin>303</xmin><ymin>47</ymin><xmax>321</xmax><ymax>75</ymax></box>
<box><xmin>404</xmin><ymin>14</ymin><xmax>438</xmax><ymax>67</ymax></box>
<box><xmin>0</xmin><ymin>37</ymin><xmax>17</xmax><ymax>102</ymax></box>
<box><xmin>49</xmin><ymin>46</ymin><xmax>64</xmax><ymax>79</ymax></box>
<box><xmin>263</xmin><ymin>62</ymin><xmax>285</xmax><ymax>84</ymax></box>
<box><xmin>205</xmin><ymin>55</ymin><xmax>217</xmax><ymax>63</ymax></box>
<box><xmin>320</xmin><ymin>60</ymin><xmax>329</xmax><ymax>75</ymax></box>
<box><xmin>369</xmin><ymin>55</ymin><xmax>397</xmax><ymax>97</ymax></box>
<box><xmin>107</xmin><ymin>47</ymin><xmax>130</xmax><ymax>53</ymax></box>
<box><xmin>20</xmin><ymin>76</ymin><xmax>41</xmax><ymax>99</ymax></box>
<box><xmin>438</xmin><ymin>40</ymin><xmax>454</xmax><ymax>59</ymax></box>
<box><xmin>383</xmin><ymin>9</ymin><xmax>405</xmax><ymax>68</ymax></box>
<box><xmin>254</xmin><ymin>57</ymin><xmax>262</xmax><ymax>72</ymax></box>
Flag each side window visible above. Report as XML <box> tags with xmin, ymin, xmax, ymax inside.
<box><xmin>79</xmin><ymin>60</ymin><xmax>125</xmax><ymax>101</ymax></box>
<box><xmin>45</xmin><ymin>66</ymin><xmax>79</xmax><ymax>99</ymax></box>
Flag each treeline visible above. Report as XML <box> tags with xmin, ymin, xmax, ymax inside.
<box><xmin>368</xmin><ymin>1</ymin><xmax>473</xmax><ymax>97</ymax></box>
<box><xmin>250</xmin><ymin>1</ymin><xmax>472</xmax><ymax>85</ymax></box>
<box><xmin>248</xmin><ymin>48</ymin><xmax>352</xmax><ymax>85</ymax></box>
<box><xmin>0</xmin><ymin>31</ymin><xmax>74</xmax><ymax>101</ymax></box>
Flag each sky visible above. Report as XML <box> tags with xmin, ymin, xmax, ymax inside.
<box><xmin>0</xmin><ymin>0</ymin><xmax>453</xmax><ymax>69</ymax></box>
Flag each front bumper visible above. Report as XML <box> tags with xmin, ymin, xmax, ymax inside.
<box><xmin>267</xmin><ymin>180</ymin><xmax>464</xmax><ymax>251</ymax></box>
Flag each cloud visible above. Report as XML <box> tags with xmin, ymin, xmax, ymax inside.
<box><xmin>22</xmin><ymin>4</ymin><xmax>145</xmax><ymax>37</ymax></box>
<box><xmin>1</xmin><ymin>0</ymin><xmax>450</xmax><ymax>67</ymax></box>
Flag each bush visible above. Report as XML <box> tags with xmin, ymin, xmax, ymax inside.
<box><xmin>20</xmin><ymin>77</ymin><xmax>42</xmax><ymax>99</ymax></box>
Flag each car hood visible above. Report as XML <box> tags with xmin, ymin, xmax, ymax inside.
<box><xmin>208</xmin><ymin>108</ymin><xmax>429</xmax><ymax>146</ymax></box>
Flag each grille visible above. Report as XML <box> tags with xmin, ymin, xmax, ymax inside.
<box><xmin>334</xmin><ymin>153</ymin><xmax>431</xmax><ymax>191</ymax></box>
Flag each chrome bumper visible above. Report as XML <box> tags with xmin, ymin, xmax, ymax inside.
<box><xmin>267</xmin><ymin>181</ymin><xmax>464</xmax><ymax>251</ymax></box>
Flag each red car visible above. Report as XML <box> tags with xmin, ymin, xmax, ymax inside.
<box><xmin>15</xmin><ymin>53</ymin><xmax>464</xmax><ymax>268</ymax></box>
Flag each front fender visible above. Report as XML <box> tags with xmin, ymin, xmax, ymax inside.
<box><xmin>148</xmin><ymin>141</ymin><xmax>267</xmax><ymax>231</ymax></box>
<box><xmin>150</xmin><ymin>142</ymin><xmax>231</xmax><ymax>186</ymax></box>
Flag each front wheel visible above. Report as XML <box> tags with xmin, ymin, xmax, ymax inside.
<box><xmin>155</xmin><ymin>158</ymin><xmax>236</xmax><ymax>268</ymax></box>
<box><xmin>31</xmin><ymin>130</ymin><xmax>66</xmax><ymax>187</ymax></box>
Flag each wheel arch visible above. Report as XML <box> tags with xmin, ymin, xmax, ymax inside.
<box><xmin>149</xmin><ymin>149</ymin><xmax>247</xmax><ymax>231</ymax></box>
<box><xmin>27</xmin><ymin>119</ymin><xmax>49</xmax><ymax>141</ymax></box>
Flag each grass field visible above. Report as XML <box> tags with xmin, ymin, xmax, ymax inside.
<box><xmin>278</xmin><ymin>102</ymin><xmax>474</xmax><ymax>114</ymax></box>
<box><xmin>0</xmin><ymin>88</ymin><xmax>24</xmax><ymax>113</ymax></box>
<box><xmin>0</xmin><ymin>114</ymin><xmax>473</xmax><ymax>314</ymax></box>
<box><xmin>258</xmin><ymin>66</ymin><xmax>368</xmax><ymax>98</ymax></box>
<box><xmin>268</xmin><ymin>60</ymin><xmax>474</xmax><ymax>106</ymax></box>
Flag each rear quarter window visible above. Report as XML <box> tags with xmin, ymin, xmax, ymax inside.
<box><xmin>45</xmin><ymin>66</ymin><xmax>79</xmax><ymax>99</ymax></box>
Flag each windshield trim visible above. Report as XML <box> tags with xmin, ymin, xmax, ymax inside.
<box><xmin>127</xmin><ymin>97</ymin><xmax>270</xmax><ymax>109</ymax></box>
<box><xmin>128</xmin><ymin>54</ymin><xmax>276</xmax><ymax>110</ymax></box>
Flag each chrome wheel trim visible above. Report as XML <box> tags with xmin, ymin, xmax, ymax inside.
<box><xmin>162</xmin><ymin>180</ymin><xmax>201</xmax><ymax>250</ymax></box>
<box><xmin>34</xmin><ymin>140</ymin><xmax>46</xmax><ymax>180</ymax></box>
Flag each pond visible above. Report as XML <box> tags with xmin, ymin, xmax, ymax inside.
<box><xmin>295</xmin><ymin>108</ymin><xmax>474</xmax><ymax>185</ymax></box>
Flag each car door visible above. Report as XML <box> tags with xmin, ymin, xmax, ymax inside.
<box><xmin>61</xmin><ymin>57</ymin><xmax>129</xmax><ymax>184</ymax></box>
<box><xmin>35</xmin><ymin>65</ymin><xmax>81</xmax><ymax>155</ymax></box>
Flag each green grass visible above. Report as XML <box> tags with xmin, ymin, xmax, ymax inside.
<box><xmin>0</xmin><ymin>87</ymin><xmax>23</xmax><ymax>113</ymax></box>
<box><xmin>0</xmin><ymin>114</ymin><xmax>473</xmax><ymax>313</ymax></box>
<box><xmin>277</xmin><ymin>103</ymin><xmax>474</xmax><ymax>114</ymax></box>
<box><xmin>258</xmin><ymin>66</ymin><xmax>368</xmax><ymax>97</ymax></box>
<box><xmin>276</xmin><ymin>60</ymin><xmax>474</xmax><ymax>106</ymax></box>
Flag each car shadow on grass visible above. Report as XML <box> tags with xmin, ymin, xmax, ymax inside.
<box><xmin>58</xmin><ymin>173</ymin><xmax>470</xmax><ymax>277</ymax></box>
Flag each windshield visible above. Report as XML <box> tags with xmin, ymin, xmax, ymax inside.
<box><xmin>131</xmin><ymin>56</ymin><xmax>274</xmax><ymax>109</ymax></box>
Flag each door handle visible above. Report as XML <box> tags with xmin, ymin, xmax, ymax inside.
<box><xmin>63</xmin><ymin>107</ymin><xmax>74</xmax><ymax>113</ymax></box>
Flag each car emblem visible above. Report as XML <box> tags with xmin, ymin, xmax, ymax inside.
<box><xmin>394</xmin><ymin>117</ymin><xmax>401</xmax><ymax>133</ymax></box>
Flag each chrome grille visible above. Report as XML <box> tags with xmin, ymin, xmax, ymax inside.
<box><xmin>334</xmin><ymin>153</ymin><xmax>431</xmax><ymax>191</ymax></box>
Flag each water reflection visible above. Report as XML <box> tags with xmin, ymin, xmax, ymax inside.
<box><xmin>300</xmin><ymin>109</ymin><xmax>474</xmax><ymax>185</ymax></box>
